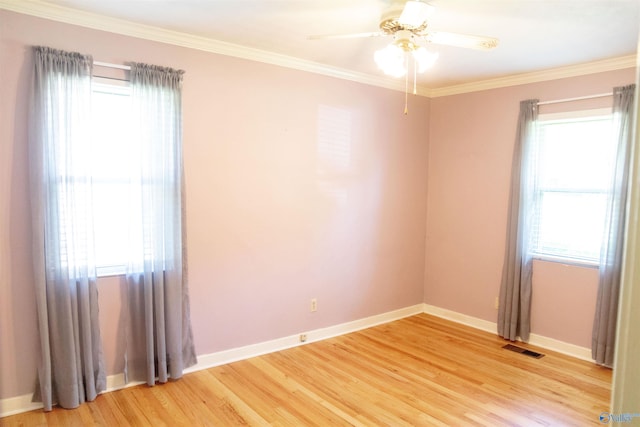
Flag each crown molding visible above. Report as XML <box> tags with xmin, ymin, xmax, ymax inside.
<box><xmin>0</xmin><ymin>0</ymin><xmax>635</xmax><ymax>99</ymax></box>
<box><xmin>427</xmin><ymin>55</ymin><xmax>637</xmax><ymax>98</ymax></box>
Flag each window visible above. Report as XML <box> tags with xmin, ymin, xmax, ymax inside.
<box><xmin>530</xmin><ymin>109</ymin><xmax>615</xmax><ymax>264</ymax></box>
<box><xmin>91</xmin><ymin>81</ymin><xmax>135</xmax><ymax>276</ymax></box>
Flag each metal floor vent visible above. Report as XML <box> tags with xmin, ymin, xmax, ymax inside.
<box><xmin>502</xmin><ymin>344</ymin><xmax>545</xmax><ymax>359</ymax></box>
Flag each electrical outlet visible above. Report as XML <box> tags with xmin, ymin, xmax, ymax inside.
<box><xmin>310</xmin><ymin>298</ymin><xmax>317</xmax><ymax>312</ymax></box>
<box><xmin>494</xmin><ymin>296</ymin><xmax>499</xmax><ymax>310</ymax></box>
<box><xmin>299</xmin><ymin>334</ymin><xmax>307</xmax><ymax>342</ymax></box>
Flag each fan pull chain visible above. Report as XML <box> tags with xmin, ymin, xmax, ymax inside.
<box><xmin>404</xmin><ymin>59</ymin><xmax>409</xmax><ymax>115</ymax></box>
<box><xmin>413</xmin><ymin>56</ymin><xmax>418</xmax><ymax>95</ymax></box>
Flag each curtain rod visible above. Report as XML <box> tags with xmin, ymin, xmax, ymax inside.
<box><xmin>537</xmin><ymin>92</ymin><xmax>612</xmax><ymax>106</ymax></box>
<box><xmin>93</xmin><ymin>61</ymin><xmax>131</xmax><ymax>71</ymax></box>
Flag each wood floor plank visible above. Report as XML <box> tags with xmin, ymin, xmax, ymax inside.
<box><xmin>1</xmin><ymin>314</ymin><xmax>611</xmax><ymax>426</ymax></box>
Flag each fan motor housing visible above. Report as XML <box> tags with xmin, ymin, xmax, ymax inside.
<box><xmin>379</xmin><ymin>3</ymin><xmax>428</xmax><ymax>34</ymax></box>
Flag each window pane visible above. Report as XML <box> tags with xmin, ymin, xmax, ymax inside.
<box><xmin>536</xmin><ymin>191</ymin><xmax>607</xmax><ymax>261</ymax></box>
<box><xmin>537</xmin><ymin>118</ymin><xmax>613</xmax><ymax>192</ymax></box>
<box><xmin>93</xmin><ymin>181</ymin><xmax>130</xmax><ymax>268</ymax></box>
<box><xmin>92</xmin><ymin>87</ymin><xmax>133</xmax><ymax>181</ymax></box>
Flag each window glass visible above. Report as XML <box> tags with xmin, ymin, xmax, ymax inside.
<box><xmin>532</xmin><ymin>111</ymin><xmax>614</xmax><ymax>263</ymax></box>
<box><xmin>91</xmin><ymin>82</ymin><xmax>133</xmax><ymax>276</ymax></box>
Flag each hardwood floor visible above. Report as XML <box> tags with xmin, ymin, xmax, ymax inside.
<box><xmin>1</xmin><ymin>314</ymin><xmax>611</xmax><ymax>426</ymax></box>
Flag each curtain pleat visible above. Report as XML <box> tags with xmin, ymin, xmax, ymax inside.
<box><xmin>498</xmin><ymin>99</ymin><xmax>539</xmax><ymax>342</ymax></box>
<box><xmin>592</xmin><ymin>84</ymin><xmax>636</xmax><ymax>367</ymax></box>
<box><xmin>29</xmin><ymin>46</ymin><xmax>106</xmax><ymax>410</ymax></box>
<box><xmin>125</xmin><ymin>63</ymin><xmax>197</xmax><ymax>385</ymax></box>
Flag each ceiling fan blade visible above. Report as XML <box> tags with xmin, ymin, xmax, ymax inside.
<box><xmin>423</xmin><ymin>31</ymin><xmax>499</xmax><ymax>50</ymax></box>
<box><xmin>398</xmin><ymin>1</ymin><xmax>435</xmax><ymax>28</ymax></box>
<box><xmin>308</xmin><ymin>31</ymin><xmax>384</xmax><ymax>40</ymax></box>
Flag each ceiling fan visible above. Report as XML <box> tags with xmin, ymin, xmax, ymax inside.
<box><xmin>309</xmin><ymin>0</ymin><xmax>499</xmax><ymax>78</ymax></box>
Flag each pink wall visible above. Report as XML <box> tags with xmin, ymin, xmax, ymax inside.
<box><xmin>424</xmin><ymin>68</ymin><xmax>636</xmax><ymax>348</ymax></box>
<box><xmin>0</xmin><ymin>10</ymin><xmax>429</xmax><ymax>399</ymax></box>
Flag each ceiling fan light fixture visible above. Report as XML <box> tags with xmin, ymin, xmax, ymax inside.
<box><xmin>412</xmin><ymin>47</ymin><xmax>438</xmax><ymax>73</ymax></box>
<box><xmin>375</xmin><ymin>37</ymin><xmax>438</xmax><ymax>77</ymax></box>
<box><xmin>374</xmin><ymin>43</ymin><xmax>407</xmax><ymax>77</ymax></box>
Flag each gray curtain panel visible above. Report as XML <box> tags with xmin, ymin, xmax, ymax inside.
<box><xmin>29</xmin><ymin>46</ymin><xmax>106</xmax><ymax>410</ymax></box>
<box><xmin>592</xmin><ymin>84</ymin><xmax>636</xmax><ymax>367</ymax></box>
<box><xmin>498</xmin><ymin>99</ymin><xmax>539</xmax><ymax>342</ymax></box>
<box><xmin>125</xmin><ymin>63</ymin><xmax>197</xmax><ymax>385</ymax></box>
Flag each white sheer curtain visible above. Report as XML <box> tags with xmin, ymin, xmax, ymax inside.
<box><xmin>29</xmin><ymin>46</ymin><xmax>106</xmax><ymax>410</ymax></box>
<box><xmin>592</xmin><ymin>84</ymin><xmax>636</xmax><ymax>367</ymax></box>
<box><xmin>498</xmin><ymin>99</ymin><xmax>539</xmax><ymax>342</ymax></box>
<box><xmin>125</xmin><ymin>63</ymin><xmax>197</xmax><ymax>385</ymax></box>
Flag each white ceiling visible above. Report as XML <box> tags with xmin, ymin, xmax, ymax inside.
<box><xmin>15</xmin><ymin>0</ymin><xmax>640</xmax><ymax>89</ymax></box>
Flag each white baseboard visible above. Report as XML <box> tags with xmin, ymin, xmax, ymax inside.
<box><xmin>422</xmin><ymin>304</ymin><xmax>593</xmax><ymax>361</ymax></box>
<box><xmin>105</xmin><ymin>373</ymin><xmax>126</xmax><ymax>391</ymax></box>
<box><xmin>0</xmin><ymin>303</ymin><xmax>423</xmax><ymax>418</ymax></box>
<box><xmin>0</xmin><ymin>373</ymin><xmax>145</xmax><ymax>418</ymax></box>
<box><xmin>527</xmin><ymin>333</ymin><xmax>592</xmax><ymax>361</ymax></box>
<box><xmin>422</xmin><ymin>304</ymin><xmax>497</xmax><ymax>334</ymax></box>
<box><xmin>0</xmin><ymin>394</ymin><xmax>44</xmax><ymax>418</ymax></box>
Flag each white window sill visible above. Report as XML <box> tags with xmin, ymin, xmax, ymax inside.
<box><xmin>96</xmin><ymin>264</ymin><xmax>127</xmax><ymax>278</ymax></box>
<box><xmin>531</xmin><ymin>253</ymin><xmax>599</xmax><ymax>269</ymax></box>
